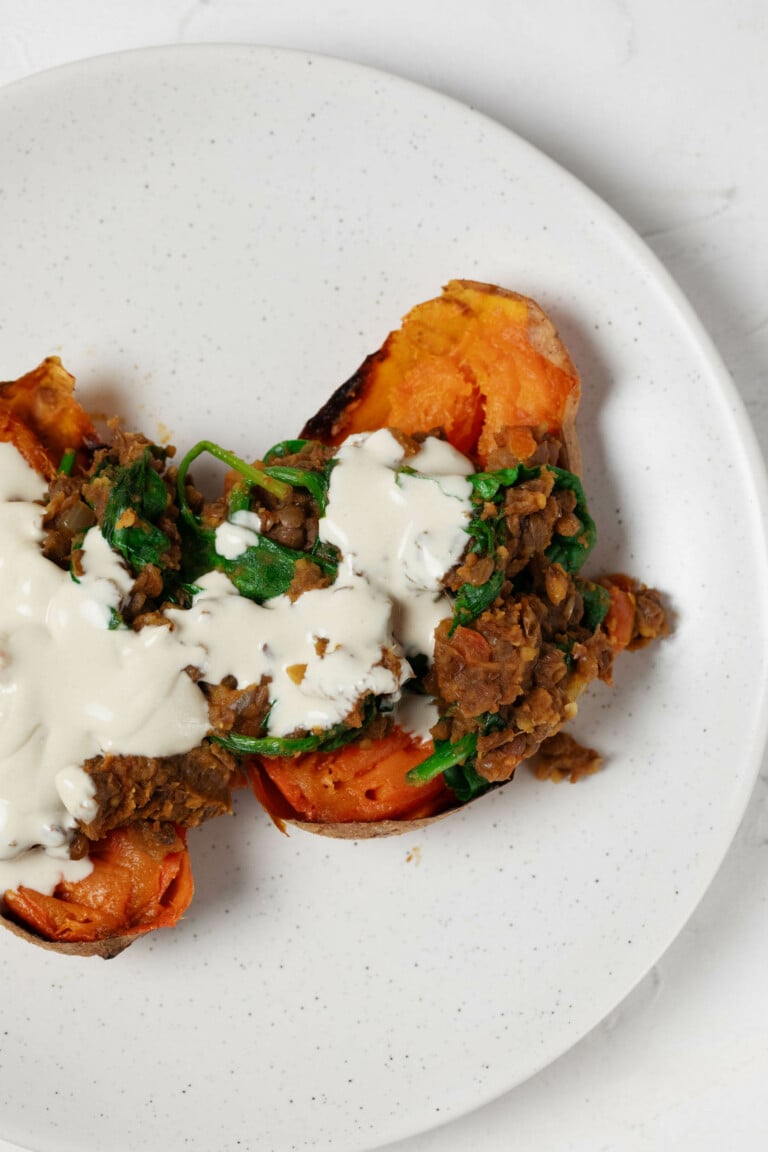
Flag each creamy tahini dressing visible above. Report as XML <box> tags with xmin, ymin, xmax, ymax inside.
<box><xmin>168</xmin><ymin>570</ymin><xmax>408</xmax><ymax>736</ymax></box>
<box><xmin>395</xmin><ymin>693</ymin><xmax>441</xmax><ymax>744</ymax></box>
<box><xmin>319</xmin><ymin>429</ymin><xmax>473</xmax><ymax>657</ymax></box>
<box><xmin>0</xmin><ymin>429</ymin><xmax>473</xmax><ymax>897</ymax></box>
<box><xmin>214</xmin><ymin>509</ymin><xmax>262</xmax><ymax>560</ymax></box>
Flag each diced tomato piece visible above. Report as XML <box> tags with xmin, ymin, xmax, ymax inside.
<box><xmin>450</xmin><ymin>625</ymin><xmax>492</xmax><ymax>664</ymax></box>
<box><xmin>603</xmin><ymin>580</ymin><xmax>637</xmax><ymax>651</ymax></box>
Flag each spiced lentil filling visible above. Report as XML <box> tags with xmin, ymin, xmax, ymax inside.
<box><xmin>425</xmin><ymin>432</ymin><xmax>667</xmax><ymax>786</ymax></box>
<box><xmin>201</xmin><ymin>426</ymin><xmax>667</xmax><ymax>797</ymax></box>
<box><xmin>41</xmin><ymin>426</ymin><xmax>183</xmax><ymax>625</ymax></box>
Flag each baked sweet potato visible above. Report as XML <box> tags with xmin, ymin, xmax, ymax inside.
<box><xmin>0</xmin><ymin>365</ymin><xmax>200</xmax><ymax>956</ymax></box>
<box><xmin>0</xmin><ymin>356</ymin><xmax>100</xmax><ymax>478</ymax></box>
<box><xmin>250</xmin><ymin>281</ymin><xmax>666</xmax><ymax>837</ymax></box>
<box><xmin>0</xmin><ymin>298</ymin><xmax>667</xmax><ymax>945</ymax></box>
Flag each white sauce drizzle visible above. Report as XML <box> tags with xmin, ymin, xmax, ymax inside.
<box><xmin>394</xmin><ymin>693</ymin><xmax>440</xmax><ymax>744</ymax></box>
<box><xmin>319</xmin><ymin>429</ymin><xmax>473</xmax><ymax>657</ymax></box>
<box><xmin>214</xmin><ymin>509</ymin><xmax>262</xmax><ymax>560</ymax></box>
<box><xmin>0</xmin><ymin>429</ymin><xmax>474</xmax><ymax>897</ymax></box>
<box><xmin>168</xmin><ymin>570</ymin><xmax>408</xmax><ymax>736</ymax></box>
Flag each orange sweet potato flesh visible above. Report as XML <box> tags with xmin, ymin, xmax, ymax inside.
<box><xmin>2</xmin><ymin>824</ymin><xmax>194</xmax><ymax>958</ymax></box>
<box><xmin>0</xmin><ymin>408</ymin><xmax>58</xmax><ymax>479</ymax></box>
<box><xmin>302</xmin><ymin>280</ymin><xmax>581</xmax><ymax>471</ymax></box>
<box><xmin>258</xmin><ymin>281</ymin><xmax>584</xmax><ymax>837</ymax></box>
<box><xmin>0</xmin><ymin>356</ymin><xmax>99</xmax><ymax>479</ymax></box>
<box><xmin>255</xmin><ymin>730</ymin><xmax>451</xmax><ymax>834</ymax></box>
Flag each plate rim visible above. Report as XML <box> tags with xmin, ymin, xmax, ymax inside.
<box><xmin>1</xmin><ymin>42</ymin><xmax>768</xmax><ymax>1151</ymax></box>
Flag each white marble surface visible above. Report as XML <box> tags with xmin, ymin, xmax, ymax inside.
<box><xmin>0</xmin><ymin>3</ymin><xmax>766</xmax><ymax>1150</ymax></box>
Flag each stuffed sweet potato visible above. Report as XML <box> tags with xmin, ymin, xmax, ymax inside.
<box><xmin>0</xmin><ymin>360</ymin><xmax>235</xmax><ymax>956</ymax></box>
<box><xmin>236</xmin><ymin>281</ymin><xmax>668</xmax><ymax>835</ymax></box>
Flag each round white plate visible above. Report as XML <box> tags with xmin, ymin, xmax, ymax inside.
<box><xmin>0</xmin><ymin>45</ymin><xmax>766</xmax><ymax>1152</ymax></box>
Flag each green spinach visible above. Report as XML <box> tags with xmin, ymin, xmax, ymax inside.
<box><xmin>213</xmin><ymin>699</ymin><xmax>376</xmax><ymax>757</ymax></box>
<box><xmin>57</xmin><ymin>448</ymin><xmax>76</xmax><ymax>476</ymax></box>
<box><xmin>451</xmin><ymin>567</ymin><xmax>505</xmax><ymax>631</ymax></box>
<box><xmin>99</xmin><ymin>450</ymin><xmax>173</xmax><ymax>572</ymax></box>
<box><xmin>544</xmin><ymin>466</ymin><xmax>596</xmax><ymax>574</ymax></box>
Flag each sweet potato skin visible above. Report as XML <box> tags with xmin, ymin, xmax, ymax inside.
<box><xmin>0</xmin><ymin>915</ymin><xmax>135</xmax><ymax>959</ymax></box>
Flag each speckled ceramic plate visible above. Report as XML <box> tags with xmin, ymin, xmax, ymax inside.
<box><xmin>0</xmin><ymin>45</ymin><xmax>766</xmax><ymax>1152</ymax></box>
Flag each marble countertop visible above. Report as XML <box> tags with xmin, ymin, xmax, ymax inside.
<box><xmin>1</xmin><ymin>3</ymin><xmax>766</xmax><ymax>1149</ymax></box>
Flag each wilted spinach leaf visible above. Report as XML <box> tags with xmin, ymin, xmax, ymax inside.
<box><xmin>451</xmin><ymin>567</ymin><xmax>505</xmax><ymax>632</ymax></box>
<box><xmin>99</xmin><ymin>450</ymin><xmax>172</xmax><ymax>572</ymax></box>
<box><xmin>176</xmin><ymin>439</ymin><xmax>338</xmax><ymax>602</ymax></box>
<box><xmin>443</xmin><ymin>760</ymin><xmax>491</xmax><ymax>803</ymax></box>
<box><xmin>545</xmin><ymin>466</ymin><xmax>596</xmax><ymax>574</ymax></box>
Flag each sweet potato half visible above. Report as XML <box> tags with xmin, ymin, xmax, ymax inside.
<box><xmin>0</xmin><ymin>356</ymin><xmax>100</xmax><ymax>480</ymax></box>
<box><xmin>251</xmin><ymin>280</ymin><xmax>625</xmax><ymax>838</ymax></box>
<box><xmin>0</xmin><ymin>362</ymin><xmax>195</xmax><ymax>957</ymax></box>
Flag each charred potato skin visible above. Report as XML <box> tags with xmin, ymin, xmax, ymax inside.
<box><xmin>0</xmin><ymin>913</ymin><xmax>134</xmax><ymax>958</ymax></box>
